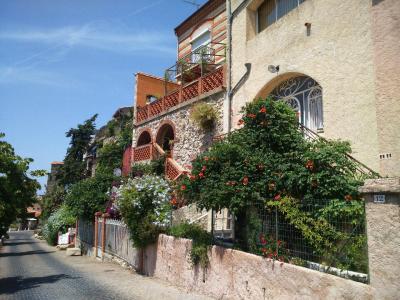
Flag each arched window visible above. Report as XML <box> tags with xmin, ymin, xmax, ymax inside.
<box><xmin>156</xmin><ymin>123</ymin><xmax>175</xmax><ymax>152</ymax></box>
<box><xmin>270</xmin><ymin>76</ymin><xmax>323</xmax><ymax>131</ymax></box>
<box><xmin>137</xmin><ymin>130</ymin><xmax>152</xmax><ymax>146</ymax></box>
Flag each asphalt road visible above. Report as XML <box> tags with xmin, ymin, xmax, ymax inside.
<box><xmin>0</xmin><ymin>231</ymin><xmax>211</xmax><ymax>300</ymax></box>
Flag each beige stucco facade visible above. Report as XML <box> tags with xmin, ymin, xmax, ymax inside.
<box><xmin>229</xmin><ymin>0</ymin><xmax>400</xmax><ymax>176</ymax></box>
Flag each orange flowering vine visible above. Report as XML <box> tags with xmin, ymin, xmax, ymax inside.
<box><xmin>180</xmin><ymin>184</ymin><xmax>187</xmax><ymax>191</ymax></box>
<box><xmin>237</xmin><ymin>119</ymin><xmax>244</xmax><ymax>126</ymax></box>
<box><xmin>259</xmin><ymin>106</ymin><xmax>267</xmax><ymax>113</ymax></box>
<box><xmin>305</xmin><ymin>160</ymin><xmax>314</xmax><ymax>171</ymax></box>
<box><xmin>247</xmin><ymin>113</ymin><xmax>256</xmax><ymax>119</ymax></box>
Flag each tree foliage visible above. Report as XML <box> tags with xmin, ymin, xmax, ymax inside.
<box><xmin>180</xmin><ymin>98</ymin><xmax>363</xmax><ymax>212</ymax></box>
<box><xmin>60</xmin><ymin>114</ymin><xmax>97</xmax><ymax>186</ymax></box>
<box><xmin>0</xmin><ymin>133</ymin><xmax>42</xmax><ymax>236</ymax></box>
<box><xmin>64</xmin><ymin>173</ymin><xmax>116</xmax><ymax>220</ymax></box>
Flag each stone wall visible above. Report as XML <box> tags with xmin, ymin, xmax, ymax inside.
<box><xmin>133</xmin><ymin>91</ymin><xmax>225</xmax><ymax>168</ymax></box>
<box><xmin>360</xmin><ymin>178</ymin><xmax>400</xmax><ymax>299</ymax></box>
<box><xmin>230</xmin><ymin>0</ymin><xmax>400</xmax><ymax>176</ymax></box>
<box><xmin>142</xmin><ymin>234</ymin><xmax>373</xmax><ymax>300</ymax></box>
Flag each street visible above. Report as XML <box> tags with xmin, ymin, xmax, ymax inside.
<box><xmin>0</xmin><ymin>231</ymin><xmax>211</xmax><ymax>300</ymax></box>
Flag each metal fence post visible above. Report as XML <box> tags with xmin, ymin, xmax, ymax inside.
<box><xmin>94</xmin><ymin>212</ymin><xmax>102</xmax><ymax>258</ymax></box>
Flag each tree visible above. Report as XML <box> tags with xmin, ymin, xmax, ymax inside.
<box><xmin>60</xmin><ymin>114</ymin><xmax>97</xmax><ymax>186</ymax></box>
<box><xmin>64</xmin><ymin>173</ymin><xmax>116</xmax><ymax>220</ymax></box>
<box><xmin>0</xmin><ymin>133</ymin><xmax>42</xmax><ymax>236</ymax></box>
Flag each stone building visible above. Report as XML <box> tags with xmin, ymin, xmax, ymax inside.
<box><xmin>227</xmin><ymin>0</ymin><xmax>400</xmax><ymax>176</ymax></box>
<box><xmin>46</xmin><ymin>161</ymin><xmax>64</xmax><ymax>193</ymax></box>
<box><xmin>132</xmin><ymin>0</ymin><xmax>227</xmax><ymax>179</ymax></box>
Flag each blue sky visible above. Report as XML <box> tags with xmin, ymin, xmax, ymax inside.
<box><xmin>0</xmin><ymin>0</ymin><xmax>207</xmax><ymax>193</ymax></box>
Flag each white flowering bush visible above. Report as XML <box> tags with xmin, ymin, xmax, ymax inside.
<box><xmin>43</xmin><ymin>204</ymin><xmax>75</xmax><ymax>245</ymax></box>
<box><xmin>117</xmin><ymin>175</ymin><xmax>172</xmax><ymax>247</ymax></box>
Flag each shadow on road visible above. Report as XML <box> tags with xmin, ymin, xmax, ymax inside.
<box><xmin>0</xmin><ymin>274</ymin><xmax>80</xmax><ymax>295</ymax></box>
<box><xmin>0</xmin><ymin>250</ymin><xmax>55</xmax><ymax>258</ymax></box>
<box><xmin>4</xmin><ymin>241</ymin><xmax>38</xmax><ymax>247</ymax></box>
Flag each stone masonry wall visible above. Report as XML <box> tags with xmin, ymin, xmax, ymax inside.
<box><xmin>133</xmin><ymin>91</ymin><xmax>225</xmax><ymax>168</ymax></box>
<box><xmin>143</xmin><ymin>234</ymin><xmax>373</xmax><ymax>300</ymax></box>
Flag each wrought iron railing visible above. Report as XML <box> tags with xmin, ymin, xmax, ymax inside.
<box><xmin>299</xmin><ymin>124</ymin><xmax>380</xmax><ymax>178</ymax></box>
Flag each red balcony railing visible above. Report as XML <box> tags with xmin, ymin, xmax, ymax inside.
<box><xmin>132</xmin><ymin>144</ymin><xmax>152</xmax><ymax>162</ymax></box>
<box><xmin>136</xmin><ymin>67</ymin><xmax>225</xmax><ymax>124</ymax></box>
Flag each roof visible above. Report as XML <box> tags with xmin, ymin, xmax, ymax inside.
<box><xmin>174</xmin><ymin>0</ymin><xmax>225</xmax><ymax>37</ymax></box>
<box><xmin>51</xmin><ymin>161</ymin><xmax>64</xmax><ymax>165</ymax></box>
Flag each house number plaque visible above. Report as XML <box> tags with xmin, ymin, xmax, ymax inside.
<box><xmin>373</xmin><ymin>194</ymin><xmax>386</xmax><ymax>203</ymax></box>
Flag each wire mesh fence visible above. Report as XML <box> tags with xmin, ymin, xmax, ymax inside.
<box><xmin>77</xmin><ymin>218</ymin><xmax>94</xmax><ymax>246</ymax></box>
<box><xmin>211</xmin><ymin>199</ymin><xmax>369</xmax><ymax>283</ymax></box>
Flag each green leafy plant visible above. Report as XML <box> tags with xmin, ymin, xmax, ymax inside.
<box><xmin>0</xmin><ymin>133</ymin><xmax>42</xmax><ymax>237</ymax></box>
<box><xmin>64</xmin><ymin>173</ymin><xmax>116</xmax><ymax>220</ymax></box>
<box><xmin>190</xmin><ymin>102</ymin><xmax>218</xmax><ymax>131</ymax></box>
<box><xmin>168</xmin><ymin>222</ymin><xmax>213</xmax><ymax>268</ymax></box>
<box><xmin>42</xmin><ymin>204</ymin><xmax>75</xmax><ymax>245</ymax></box>
<box><xmin>96</xmin><ymin>142</ymin><xmax>124</xmax><ymax>176</ymax></box>
<box><xmin>117</xmin><ymin>175</ymin><xmax>171</xmax><ymax>248</ymax></box>
<box><xmin>178</xmin><ymin>97</ymin><xmax>370</xmax><ymax>272</ymax></box>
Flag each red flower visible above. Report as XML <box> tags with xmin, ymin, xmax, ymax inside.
<box><xmin>170</xmin><ymin>198</ymin><xmax>177</xmax><ymax>206</ymax></box>
<box><xmin>180</xmin><ymin>184</ymin><xmax>186</xmax><ymax>191</ymax></box>
<box><xmin>201</xmin><ymin>165</ymin><xmax>207</xmax><ymax>172</ymax></box>
<box><xmin>277</xmin><ymin>240</ymin><xmax>282</xmax><ymax>246</ymax></box>
<box><xmin>242</xmin><ymin>176</ymin><xmax>249</xmax><ymax>185</ymax></box>
<box><xmin>261</xmin><ymin>247</ymin><xmax>267</xmax><ymax>254</ymax></box>
<box><xmin>345</xmin><ymin>194</ymin><xmax>353</xmax><ymax>201</ymax></box>
<box><xmin>247</xmin><ymin>113</ymin><xmax>256</xmax><ymax>119</ymax></box>
<box><xmin>259</xmin><ymin>106</ymin><xmax>267</xmax><ymax>113</ymax></box>
<box><xmin>190</xmin><ymin>175</ymin><xmax>196</xmax><ymax>181</ymax></box>
<box><xmin>305</xmin><ymin>160</ymin><xmax>314</xmax><ymax>171</ymax></box>
<box><xmin>274</xmin><ymin>194</ymin><xmax>281</xmax><ymax>201</ymax></box>
<box><xmin>237</xmin><ymin>119</ymin><xmax>244</xmax><ymax>125</ymax></box>
<box><xmin>198</xmin><ymin>172</ymin><xmax>205</xmax><ymax>179</ymax></box>
<box><xmin>260</xmin><ymin>236</ymin><xmax>267</xmax><ymax>245</ymax></box>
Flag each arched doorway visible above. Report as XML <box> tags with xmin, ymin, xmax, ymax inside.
<box><xmin>156</xmin><ymin>123</ymin><xmax>175</xmax><ymax>153</ymax></box>
<box><xmin>269</xmin><ymin>76</ymin><xmax>323</xmax><ymax>131</ymax></box>
<box><xmin>137</xmin><ymin>130</ymin><xmax>152</xmax><ymax>146</ymax></box>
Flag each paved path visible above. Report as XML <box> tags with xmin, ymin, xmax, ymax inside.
<box><xmin>0</xmin><ymin>231</ymin><xmax>212</xmax><ymax>300</ymax></box>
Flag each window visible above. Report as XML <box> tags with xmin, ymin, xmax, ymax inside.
<box><xmin>191</xmin><ymin>31</ymin><xmax>211</xmax><ymax>63</ymax></box>
<box><xmin>257</xmin><ymin>0</ymin><xmax>306</xmax><ymax>33</ymax></box>
<box><xmin>146</xmin><ymin>95</ymin><xmax>158</xmax><ymax>104</ymax></box>
<box><xmin>270</xmin><ymin>76</ymin><xmax>323</xmax><ymax>131</ymax></box>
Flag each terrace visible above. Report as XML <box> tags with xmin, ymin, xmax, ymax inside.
<box><xmin>135</xmin><ymin>42</ymin><xmax>226</xmax><ymax>125</ymax></box>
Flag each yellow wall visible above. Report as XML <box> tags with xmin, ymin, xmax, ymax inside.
<box><xmin>230</xmin><ymin>0</ymin><xmax>400</xmax><ymax>176</ymax></box>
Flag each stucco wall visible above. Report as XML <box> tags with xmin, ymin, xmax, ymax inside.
<box><xmin>370</xmin><ymin>0</ymin><xmax>400</xmax><ymax>176</ymax></box>
<box><xmin>133</xmin><ymin>91</ymin><xmax>224</xmax><ymax>168</ymax></box>
<box><xmin>143</xmin><ymin>234</ymin><xmax>373</xmax><ymax>300</ymax></box>
<box><xmin>230</xmin><ymin>0</ymin><xmax>383</xmax><ymax>173</ymax></box>
<box><xmin>360</xmin><ymin>178</ymin><xmax>400</xmax><ymax>300</ymax></box>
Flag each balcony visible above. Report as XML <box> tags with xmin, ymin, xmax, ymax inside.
<box><xmin>135</xmin><ymin>43</ymin><xmax>226</xmax><ymax>125</ymax></box>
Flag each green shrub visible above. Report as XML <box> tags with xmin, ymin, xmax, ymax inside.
<box><xmin>117</xmin><ymin>175</ymin><xmax>171</xmax><ymax>248</ymax></box>
<box><xmin>96</xmin><ymin>142</ymin><xmax>124</xmax><ymax>176</ymax></box>
<box><xmin>190</xmin><ymin>102</ymin><xmax>218</xmax><ymax>131</ymax></box>
<box><xmin>42</xmin><ymin>205</ymin><xmax>75</xmax><ymax>245</ymax></box>
<box><xmin>64</xmin><ymin>173</ymin><xmax>116</xmax><ymax>219</ymax></box>
<box><xmin>168</xmin><ymin>223</ymin><xmax>212</xmax><ymax>268</ymax></box>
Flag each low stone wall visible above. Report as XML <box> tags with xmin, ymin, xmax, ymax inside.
<box><xmin>143</xmin><ymin>234</ymin><xmax>373</xmax><ymax>300</ymax></box>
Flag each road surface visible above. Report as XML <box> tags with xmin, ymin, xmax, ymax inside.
<box><xmin>0</xmin><ymin>231</ymin><xmax>211</xmax><ymax>300</ymax></box>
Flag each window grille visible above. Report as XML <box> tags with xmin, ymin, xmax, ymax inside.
<box><xmin>270</xmin><ymin>76</ymin><xmax>323</xmax><ymax>131</ymax></box>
